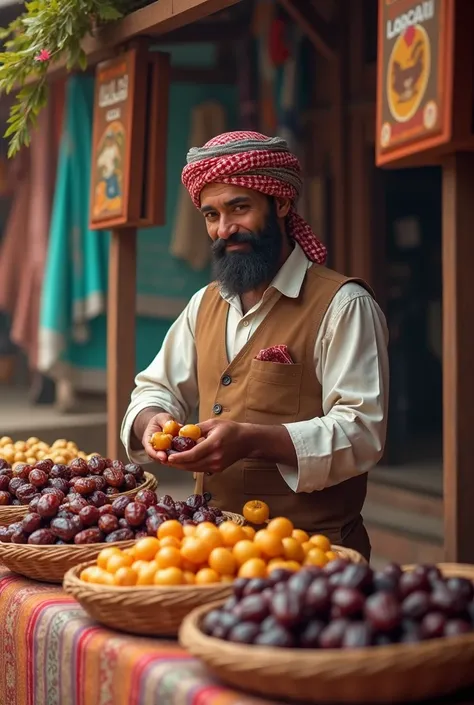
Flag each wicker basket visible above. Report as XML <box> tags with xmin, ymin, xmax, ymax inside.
<box><xmin>179</xmin><ymin>563</ymin><xmax>474</xmax><ymax>704</ymax></box>
<box><xmin>63</xmin><ymin>561</ymin><xmax>233</xmax><ymax>636</ymax></box>
<box><xmin>0</xmin><ymin>539</ymin><xmax>135</xmax><ymax>584</ymax></box>
<box><xmin>332</xmin><ymin>545</ymin><xmax>367</xmax><ymax>564</ymax></box>
<box><xmin>0</xmin><ymin>472</ymin><xmax>157</xmax><ymax>527</ymax></box>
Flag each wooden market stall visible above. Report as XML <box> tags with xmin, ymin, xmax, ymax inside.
<box><xmin>31</xmin><ymin>0</ymin><xmax>474</xmax><ymax>565</ymax></box>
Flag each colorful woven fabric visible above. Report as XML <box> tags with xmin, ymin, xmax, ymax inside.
<box><xmin>0</xmin><ymin>568</ymin><xmax>276</xmax><ymax>705</ymax></box>
<box><xmin>181</xmin><ymin>131</ymin><xmax>327</xmax><ymax>265</ymax></box>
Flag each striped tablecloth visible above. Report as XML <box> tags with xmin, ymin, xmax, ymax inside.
<box><xmin>0</xmin><ymin>567</ymin><xmax>270</xmax><ymax>705</ymax></box>
<box><xmin>1</xmin><ymin>567</ymin><xmax>474</xmax><ymax>705</ymax></box>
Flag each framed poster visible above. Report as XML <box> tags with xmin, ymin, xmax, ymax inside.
<box><xmin>376</xmin><ymin>0</ymin><xmax>454</xmax><ymax>166</ymax></box>
<box><xmin>89</xmin><ymin>44</ymin><xmax>170</xmax><ymax>229</ymax></box>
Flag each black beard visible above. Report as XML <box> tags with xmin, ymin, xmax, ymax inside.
<box><xmin>211</xmin><ymin>207</ymin><xmax>283</xmax><ymax>297</ymax></box>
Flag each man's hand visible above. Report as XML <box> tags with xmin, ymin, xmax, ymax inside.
<box><xmin>167</xmin><ymin>419</ymin><xmax>252</xmax><ymax>473</ymax></box>
<box><xmin>140</xmin><ymin>411</ymin><xmax>175</xmax><ymax>464</ymax></box>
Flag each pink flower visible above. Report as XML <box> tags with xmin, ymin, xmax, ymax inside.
<box><xmin>34</xmin><ymin>49</ymin><xmax>51</xmax><ymax>62</ymax></box>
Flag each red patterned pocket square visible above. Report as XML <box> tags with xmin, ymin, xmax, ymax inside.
<box><xmin>255</xmin><ymin>344</ymin><xmax>294</xmax><ymax>364</ymax></box>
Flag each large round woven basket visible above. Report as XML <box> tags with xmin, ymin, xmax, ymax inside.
<box><xmin>179</xmin><ymin>562</ymin><xmax>474</xmax><ymax>704</ymax></box>
<box><xmin>0</xmin><ymin>472</ymin><xmax>157</xmax><ymax>527</ymax></box>
<box><xmin>0</xmin><ymin>539</ymin><xmax>135</xmax><ymax>583</ymax></box>
<box><xmin>63</xmin><ymin>560</ymin><xmax>233</xmax><ymax>636</ymax></box>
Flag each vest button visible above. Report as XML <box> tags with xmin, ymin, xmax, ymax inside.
<box><xmin>213</xmin><ymin>403</ymin><xmax>223</xmax><ymax>415</ymax></box>
<box><xmin>221</xmin><ymin>374</ymin><xmax>232</xmax><ymax>386</ymax></box>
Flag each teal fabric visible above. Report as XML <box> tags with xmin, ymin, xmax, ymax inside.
<box><xmin>39</xmin><ymin>71</ymin><xmax>237</xmax><ymax>387</ymax></box>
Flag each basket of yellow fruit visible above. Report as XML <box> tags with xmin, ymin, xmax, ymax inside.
<box><xmin>63</xmin><ymin>517</ymin><xmax>364</xmax><ymax>636</ymax></box>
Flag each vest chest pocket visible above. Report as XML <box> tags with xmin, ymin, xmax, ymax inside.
<box><xmin>245</xmin><ymin>359</ymin><xmax>303</xmax><ymax>423</ymax></box>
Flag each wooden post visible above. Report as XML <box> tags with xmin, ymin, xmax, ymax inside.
<box><xmin>107</xmin><ymin>229</ymin><xmax>137</xmax><ymax>461</ymax></box>
<box><xmin>442</xmin><ymin>152</ymin><xmax>474</xmax><ymax>563</ymax></box>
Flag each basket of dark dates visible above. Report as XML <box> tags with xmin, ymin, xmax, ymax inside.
<box><xmin>0</xmin><ymin>456</ymin><xmax>157</xmax><ymax>526</ymax></box>
<box><xmin>0</xmin><ymin>489</ymin><xmax>230</xmax><ymax>583</ymax></box>
<box><xmin>180</xmin><ymin>560</ymin><xmax>474</xmax><ymax>704</ymax></box>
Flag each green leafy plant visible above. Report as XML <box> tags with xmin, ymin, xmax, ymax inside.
<box><xmin>0</xmin><ymin>0</ymin><xmax>127</xmax><ymax>157</ymax></box>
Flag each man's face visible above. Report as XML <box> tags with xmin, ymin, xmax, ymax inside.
<box><xmin>199</xmin><ymin>184</ymin><xmax>290</xmax><ymax>296</ymax></box>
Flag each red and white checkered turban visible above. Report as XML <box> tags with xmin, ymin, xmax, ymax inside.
<box><xmin>181</xmin><ymin>131</ymin><xmax>327</xmax><ymax>264</ymax></box>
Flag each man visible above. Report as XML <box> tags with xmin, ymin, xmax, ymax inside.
<box><xmin>121</xmin><ymin>131</ymin><xmax>389</xmax><ymax>559</ymax></box>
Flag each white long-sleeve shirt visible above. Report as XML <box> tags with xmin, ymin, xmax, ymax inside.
<box><xmin>121</xmin><ymin>243</ymin><xmax>389</xmax><ymax>493</ymax></box>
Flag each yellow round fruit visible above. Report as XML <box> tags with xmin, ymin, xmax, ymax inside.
<box><xmin>134</xmin><ymin>536</ymin><xmax>161</xmax><ymax>561</ymax></box>
<box><xmin>325</xmin><ymin>550</ymin><xmax>339</xmax><ymax>561</ymax></box>
<box><xmin>97</xmin><ymin>546</ymin><xmax>122</xmax><ymax>570</ymax></box>
<box><xmin>180</xmin><ymin>537</ymin><xmax>211</xmax><ymax>564</ymax></box>
<box><xmin>232</xmin><ymin>539</ymin><xmax>261</xmax><ymax>566</ymax></box>
<box><xmin>136</xmin><ymin>563</ymin><xmax>159</xmax><ymax>585</ymax></box>
<box><xmin>292</xmin><ymin>529</ymin><xmax>310</xmax><ymax>544</ymax></box>
<box><xmin>195</xmin><ymin>567</ymin><xmax>220</xmax><ymax>585</ymax></box>
<box><xmin>194</xmin><ymin>526</ymin><xmax>222</xmax><ymax>551</ymax></box>
<box><xmin>156</xmin><ymin>546</ymin><xmax>182</xmax><ymax>569</ymax></box>
<box><xmin>305</xmin><ymin>547</ymin><xmax>328</xmax><ymax>567</ymax></box>
<box><xmin>267</xmin><ymin>517</ymin><xmax>294</xmax><ymax>539</ymax></box>
<box><xmin>179</xmin><ymin>424</ymin><xmax>202</xmax><ymax>441</ymax></box>
<box><xmin>266</xmin><ymin>560</ymin><xmax>288</xmax><ymax>576</ymax></box>
<box><xmin>26</xmin><ymin>437</ymin><xmax>40</xmax><ymax>447</ymax></box>
<box><xmin>238</xmin><ymin>558</ymin><xmax>268</xmax><ymax>579</ymax></box>
<box><xmin>183</xmin><ymin>524</ymin><xmax>196</xmax><ymax>537</ymax></box>
<box><xmin>160</xmin><ymin>536</ymin><xmax>181</xmax><ymax>549</ymax></box>
<box><xmin>154</xmin><ymin>567</ymin><xmax>184</xmax><ymax>586</ymax></box>
<box><xmin>114</xmin><ymin>567</ymin><xmax>138</xmax><ymax>586</ymax></box>
<box><xmin>309</xmin><ymin>534</ymin><xmax>331</xmax><ymax>552</ymax></box>
<box><xmin>150</xmin><ymin>432</ymin><xmax>173</xmax><ymax>451</ymax></box>
<box><xmin>253</xmin><ymin>529</ymin><xmax>284</xmax><ymax>558</ymax></box>
<box><xmin>282</xmin><ymin>537</ymin><xmax>305</xmax><ymax>563</ymax></box>
<box><xmin>242</xmin><ymin>525</ymin><xmax>256</xmax><ymax>540</ymax></box>
<box><xmin>219</xmin><ymin>521</ymin><xmax>247</xmax><ymax>547</ymax></box>
<box><xmin>106</xmin><ymin>553</ymin><xmax>134</xmax><ymax>574</ymax></box>
<box><xmin>284</xmin><ymin>560</ymin><xmax>302</xmax><ymax>572</ymax></box>
<box><xmin>158</xmin><ymin>520</ymin><xmax>184</xmax><ymax>541</ymax></box>
<box><xmin>208</xmin><ymin>547</ymin><xmax>237</xmax><ymax>576</ymax></box>
<box><xmin>183</xmin><ymin>571</ymin><xmax>196</xmax><ymax>585</ymax></box>
<box><xmin>162</xmin><ymin>420</ymin><xmax>181</xmax><ymax>437</ymax></box>
<box><xmin>242</xmin><ymin>500</ymin><xmax>270</xmax><ymax>525</ymax></box>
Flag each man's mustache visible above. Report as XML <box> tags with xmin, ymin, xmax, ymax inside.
<box><xmin>211</xmin><ymin>232</ymin><xmax>259</xmax><ymax>257</ymax></box>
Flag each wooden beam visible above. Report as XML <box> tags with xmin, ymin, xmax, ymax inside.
<box><xmin>277</xmin><ymin>0</ymin><xmax>336</xmax><ymax>61</ymax></box>
<box><xmin>107</xmin><ymin>229</ymin><xmax>137</xmax><ymax>463</ymax></box>
<box><xmin>442</xmin><ymin>152</ymin><xmax>474</xmax><ymax>563</ymax></box>
<box><xmin>25</xmin><ymin>0</ymin><xmax>240</xmax><ymax>84</ymax></box>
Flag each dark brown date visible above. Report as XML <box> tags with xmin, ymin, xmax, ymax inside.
<box><xmin>73</xmin><ymin>478</ymin><xmax>96</xmax><ymax>496</ymax></box>
<box><xmin>92</xmin><ymin>476</ymin><xmax>107</xmax><ymax>492</ymax></box>
<box><xmin>111</xmin><ymin>495</ymin><xmax>132</xmax><ymax>517</ymax></box>
<box><xmin>69</xmin><ymin>458</ymin><xmax>89</xmax><ymax>476</ymax></box>
<box><xmin>110</xmin><ymin>460</ymin><xmax>125</xmax><ymax>472</ymax></box>
<box><xmin>48</xmin><ymin>478</ymin><xmax>69</xmax><ymax>495</ymax></box>
<box><xmin>28</xmin><ymin>469</ymin><xmax>48</xmax><ymax>488</ymax></box>
<box><xmin>118</xmin><ymin>518</ymin><xmax>129</xmax><ymax>529</ymax></box>
<box><xmin>105</xmin><ymin>528</ymin><xmax>135</xmax><ymax>543</ymax></box>
<box><xmin>364</xmin><ymin>591</ymin><xmax>401</xmax><ymax>632</ymax></box>
<box><xmin>35</xmin><ymin>459</ymin><xmax>54</xmax><ymax>473</ymax></box>
<box><xmin>146</xmin><ymin>514</ymin><xmax>166</xmax><ymax>535</ymax></box>
<box><xmin>124</xmin><ymin>463</ymin><xmax>144</xmax><ymax>480</ymax></box>
<box><xmin>124</xmin><ymin>502</ymin><xmax>147</xmax><ymax>527</ymax></box>
<box><xmin>103</xmin><ymin>468</ymin><xmax>124</xmax><ymax>488</ymax></box>
<box><xmin>50</xmin><ymin>516</ymin><xmax>79</xmax><ymax>541</ymax></box>
<box><xmin>49</xmin><ymin>463</ymin><xmax>68</xmax><ymax>479</ymax></box>
<box><xmin>11</xmin><ymin>529</ymin><xmax>28</xmax><ymax>544</ymax></box>
<box><xmin>105</xmin><ymin>486</ymin><xmax>116</xmax><ymax>496</ymax></box>
<box><xmin>41</xmin><ymin>487</ymin><xmax>65</xmax><ymax>503</ymax></box>
<box><xmin>12</xmin><ymin>463</ymin><xmax>32</xmax><ymax>480</ymax></box>
<box><xmin>0</xmin><ymin>467</ymin><xmax>13</xmax><ymax>479</ymax></box>
<box><xmin>298</xmin><ymin>619</ymin><xmax>325</xmax><ymax>648</ymax></box>
<box><xmin>22</xmin><ymin>512</ymin><xmax>43</xmax><ymax>534</ymax></box>
<box><xmin>79</xmin><ymin>505</ymin><xmax>100</xmax><ymax>526</ymax></box>
<box><xmin>28</xmin><ymin>495</ymin><xmax>41</xmax><ymax>513</ymax></box>
<box><xmin>87</xmin><ymin>456</ymin><xmax>107</xmax><ymax>474</ymax></box>
<box><xmin>68</xmin><ymin>497</ymin><xmax>89</xmax><ymax>514</ymax></box>
<box><xmin>341</xmin><ymin>622</ymin><xmax>373</xmax><ymax>648</ymax></box>
<box><xmin>0</xmin><ymin>491</ymin><xmax>11</xmax><ymax>505</ymax></box>
<box><xmin>318</xmin><ymin>619</ymin><xmax>350</xmax><ymax>649</ymax></box>
<box><xmin>98</xmin><ymin>504</ymin><xmax>115</xmax><ymax>517</ymax></box>
<box><xmin>0</xmin><ymin>460</ymin><xmax>10</xmax><ymax>471</ymax></box>
<box><xmin>37</xmin><ymin>493</ymin><xmax>62</xmax><ymax>518</ymax></box>
<box><xmin>9</xmin><ymin>477</ymin><xmax>25</xmax><ymax>495</ymax></box>
<box><xmin>89</xmin><ymin>491</ymin><xmax>108</xmax><ymax>508</ymax></box>
<box><xmin>16</xmin><ymin>483</ymin><xmax>38</xmax><ymax>504</ymax></box>
<box><xmin>0</xmin><ymin>526</ymin><xmax>12</xmax><ymax>542</ymax></box>
<box><xmin>74</xmin><ymin>528</ymin><xmax>104</xmax><ymax>544</ymax></box>
<box><xmin>28</xmin><ymin>528</ymin><xmax>56</xmax><ymax>544</ymax></box>
<box><xmin>172</xmin><ymin>436</ymin><xmax>195</xmax><ymax>452</ymax></box>
<box><xmin>98</xmin><ymin>514</ymin><xmax>119</xmax><ymax>534</ymax></box>
<box><xmin>123</xmin><ymin>474</ymin><xmax>137</xmax><ymax>491</ymax></box>
<box><xmin>0</xmin><ymin>475</ymin><xmax>11</xmax><ymax>492</ymax></box>
<box><xmin>136</xmin><ymin>489</ymin><xmax>157</xmax><ymax>507</ymax></box>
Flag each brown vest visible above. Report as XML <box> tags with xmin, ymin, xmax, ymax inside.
<box><xmin>195</xmin><ymin>264</ymin><xmax>374</xmax><ymax>556</ymax></box>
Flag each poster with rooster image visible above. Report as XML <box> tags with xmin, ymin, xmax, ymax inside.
<box><xmin>376</xmin><ymin>0</ymin><xmax>452</xmax><ymax>165</ymax></box>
